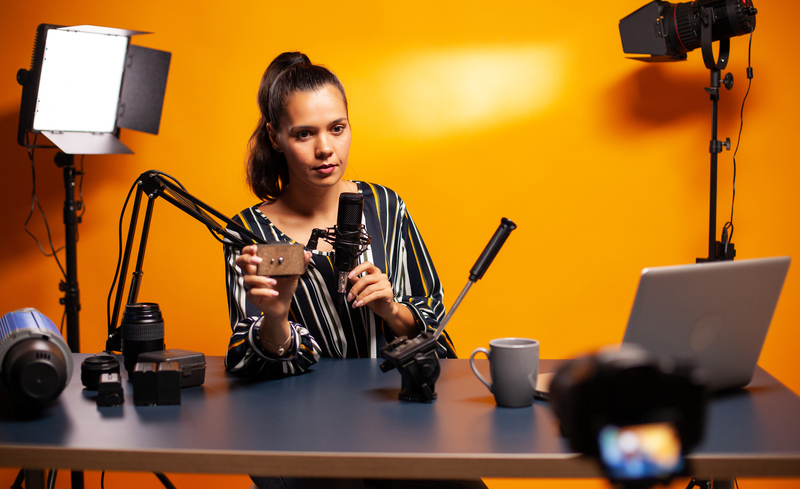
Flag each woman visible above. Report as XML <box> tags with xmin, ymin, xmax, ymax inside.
<box><xmin>224</xmin><ymin>52</ymin><xmax>456</xmax><ymax>378</ymax></box>
<box><xmin>224</xmin><ymin>51</ymin><xmax>485</xmax><ymax>489</ymax></box>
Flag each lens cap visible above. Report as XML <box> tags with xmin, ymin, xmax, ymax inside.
<box><xmin>81</xmin><ymin>354</ymin><xmax>121</xmax><ymax>390</ymax></box>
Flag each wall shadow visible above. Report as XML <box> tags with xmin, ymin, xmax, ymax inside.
<box><xmin>0</xmin><ymin>110</ymin><xmax>65</xmax><ymax>264</ymax></box>
<box><xmin>0</xmin><ymin>109</ymin><xmax>131</xmax><ymax>274</ymax></box>
<box><xmin>605</xmin><ymin>62</ymin><xmax>743</xmax><ymax>134</ymax></box>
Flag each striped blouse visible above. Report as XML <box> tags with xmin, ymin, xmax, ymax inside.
<box><xmin>224</xmin><ymin>181</ymin><xmax>457</xmax><ymax>378</ymax></box>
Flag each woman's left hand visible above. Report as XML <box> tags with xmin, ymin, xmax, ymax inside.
<box><xmin>346</xmin><ymin>261</ymin><xmax>416</xmax><ymax>336</ymax></box>
<box><xmin>346</xmin><ymin>261</ymin><xmax>394</xmax><ymax>316</ymax></box>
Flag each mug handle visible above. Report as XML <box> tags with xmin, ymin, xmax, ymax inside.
<box><xmin>469</xmin><ymin>347</ymin><xmax>492</xmax><ymax>392</ymax></box>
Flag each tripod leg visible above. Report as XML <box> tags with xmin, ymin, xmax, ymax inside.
<box><xmin>155</xmin><ymin>473</ymin><xmax>177</xmax><ymax>489</ymax></box>
<box><xmin>24</xmin><ymin>470</ymin><xmax>45</xmax><ymax>489</ymax></box>
<box><xmin>71</xmin><ymin>470</ymin><xmax>84</xmax><ymax>489</ymax></box>
<box><xmin>12</xmin><ymin>469</ymin><xmax>24</xmax><ymax>489</ymax></box>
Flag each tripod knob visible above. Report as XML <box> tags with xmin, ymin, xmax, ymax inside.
<box><xmin>723</xmin><ymin>72</ymin><xmax>734</xmax><ymax>90</ymax></box>
<box><xmin>710</xmin><ymin>138</ymin><xmax>731</xmax><ymax>153</ymax></box>
<box><xmin>17</xmin><ymin>69</ymin><xmax>29</xmax><ymax>85</ymax></box>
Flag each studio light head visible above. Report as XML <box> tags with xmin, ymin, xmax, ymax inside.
<box><xmin>0</xmin><ymin>309</ymin><xmax>73</xmax><ymax>407</ymax></box>
<box><xmin>620</xmin><ymin>0</ymin><xmax>757</xmax><ymax>62</ymax></box>
<box><xmin>17</xmin><ymin>24</ymin><xmax>171</xmax><ymax>154</ymax></box>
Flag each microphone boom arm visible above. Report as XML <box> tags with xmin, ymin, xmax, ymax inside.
<box><xmin>106</xmin><ymin>171</ymin><xmax>266</xmax><ymax>351</ymax></box>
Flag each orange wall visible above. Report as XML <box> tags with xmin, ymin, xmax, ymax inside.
<box><xmin>1</xmin><ymin>1</ymin><xmax>799</xmax><ymax>488</ymax></box>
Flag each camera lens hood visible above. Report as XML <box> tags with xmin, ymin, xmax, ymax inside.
<box><xmin>81</xmin><ymin>354</ymin><xmax>121</xmax><ymax>390</ymax></box>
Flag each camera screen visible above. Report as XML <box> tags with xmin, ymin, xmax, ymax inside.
<box><xmin>597</xmin><ymin>422</ymin><xmax>683</xmax><ymax>480</ymax></box>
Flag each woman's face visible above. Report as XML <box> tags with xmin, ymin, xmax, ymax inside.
<box><xmin>268</xmin><ymin>83</ymin><xmax>351</xmax><ymax>192</ymax></box>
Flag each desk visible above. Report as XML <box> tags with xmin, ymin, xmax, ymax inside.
<box><xmin>1</xmin><ymin>356</ymin><xmax>800</xmax><ymax>480</ymax></box>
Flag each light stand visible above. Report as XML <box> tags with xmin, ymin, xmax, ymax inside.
<box><xmin>691</xmin><ymin>10</ymin><xmax>740</xmax><ymax>481</ymax></box>
<box><xmin>619</xmin><ymin>1</ymin><xmax>757</xmax><ymax>263</ymax></box>
<box><xmin>16</xmin><ymin>24</ymin><xmax>171</xmax><ymax>356</ymax></box>
<box><xmin>696</xmin><ymin>6</ymin><xmax>736</xmax><ymax>263</ymax></box>
<box><xmin>106</xmin><ymin>171</ymin><xmax>266</xmax><ymax>352</ymax></box>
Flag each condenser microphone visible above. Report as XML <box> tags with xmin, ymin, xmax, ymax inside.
<box><xmin>334</xmin><ymin>192</ymin><xmax>366</xmax><ymax>293</ymax></box>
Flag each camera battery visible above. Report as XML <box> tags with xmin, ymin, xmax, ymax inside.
<box><xmin>132</xmin><ymin>362</ymin><xmax>159</xmax><ymax>406</ymax></box>
<box><xmin>132</xmin><ymin>361</ymin><xmax>182</xmax><ymax>405</ymax></box>
<box><xmin>96</xmin><ymin>372</ymin><xmax>124</xmax><ymax>407</ymax></box>
<box><xmin>138</xmin><ymin>349</ymin><xmax>206</xmax><ymax>388</ymax></box>
<box><xmin>156</xmin><ymin>361</ymin><xmax>181</xmax><ymax>405</ymax></box>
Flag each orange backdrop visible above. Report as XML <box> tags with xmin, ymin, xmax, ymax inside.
<box><xmin>1</xmin><ymin>1</ymin><xmax>799</xmax><ymax>488</ymax></box>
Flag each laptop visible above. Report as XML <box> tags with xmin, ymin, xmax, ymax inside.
<box><xmin>621</xmin><ymin>256</ymin><xmax>791</xmax><ymax>392</ymax></box>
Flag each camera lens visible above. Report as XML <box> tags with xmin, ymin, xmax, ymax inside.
<box><xmin>121</xmin><ymin>303</ymin><xmax>164</xmax><ymax>373</ymax></box>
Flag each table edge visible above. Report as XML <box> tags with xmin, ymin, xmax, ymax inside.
<box><xmin>2</xmin><ymin>445</ymin><xmax>800</xmax><ymax>479</ymax></box>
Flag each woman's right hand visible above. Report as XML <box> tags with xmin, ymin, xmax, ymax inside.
<box><xmin>235</xmin><ymin>245</ymin><xmax>311</xmax><ymax>321</ymax></box>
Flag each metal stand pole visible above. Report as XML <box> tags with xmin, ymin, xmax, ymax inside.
<box><xmin>54</xmin><ymin>152</ymin><xmax>86</xmax><ymax>489</ymax></box>
<box><xmin>696</xmin><ymin>9</ymin><xmax>735</xmax><ymax>263</ymax></box>
<box><xmin>54</xmin><ymin>152</ymin><xmax>81</xmax><ymax>352</ymax></box>
<box><xmin>708</xmin><ymin>68</ymin><xmax>720</xmax><ymax>262</ymax></box>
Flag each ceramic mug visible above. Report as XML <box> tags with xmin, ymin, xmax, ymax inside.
<box><xmin>470</xmin><ymin>338</ymin><xmax>539</xmax><ymax>408</ymax></box>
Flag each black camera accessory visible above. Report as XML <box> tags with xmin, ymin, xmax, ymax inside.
<box><xmin>96</xmin><ymin>372</ymin><xmax>124</xmax><ymax>407</ymax></box>
<box><xmin>121</xmin><ymin>303</ymin><xmax>165</xmax><ymax>373</ymax></box>
<box><xmin>549</xmin><ymin>344</ymin><xmax>707</xmax><ymax>486</ymax></box>
<box><xmin>81</xmin><ymin>354</ymin><xmax>120</xmax><ymax>390</ymax></box>
<box><xmin>132</xmin><ymin>361</ymin><xmax>181</xmax><ymax>406</ymax></box>
<box><xmin>0</xmin><ymin>308</ymin><xmax>73</xmax><ymax>407</ymax></box>
<box><xmin>380</xmin><ymin>218</ymin><xmax>516</xmax><ymax>402</ymax></box>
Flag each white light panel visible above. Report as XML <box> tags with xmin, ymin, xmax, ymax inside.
<box><xmin>33</xmin><ymin>29</ymin><xmax>128</xmax><ymax>133</ymax></box>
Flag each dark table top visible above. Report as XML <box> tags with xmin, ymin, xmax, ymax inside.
<box><xmin>1</xmin><ymin>355</ymin><xmax>799</xmax><ymax>479</ymax></box>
